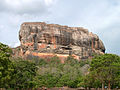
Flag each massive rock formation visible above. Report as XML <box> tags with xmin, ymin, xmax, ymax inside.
<box><xmin>14</xmin><ymin>22</ymin><xmax>105</xmax><ymax>60</ymax></box>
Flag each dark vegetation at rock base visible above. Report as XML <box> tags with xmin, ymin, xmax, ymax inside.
<box><xmin>0</xmin><ymin>42</ymin><xmax>120</xmax><ymax>90</ymax></box>
<box><xmin>9</xmin><ymin>55</ymin><xmax>90</xmax><ymax>88</ymax></box>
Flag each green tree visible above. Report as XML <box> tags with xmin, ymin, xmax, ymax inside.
<box><xmin>78</xmin><ymin>72</ymin><xmax>101</xmax><ymax>89</ymax></box>
<box><xmin>34</xmin><ymin>56</ymin><xmax>83</xmax><ymax>88</ymax></box>
<box><xmin>65</xmin><ymin>56</ymin><xmax>79</xmax><ymax>66</ymax></box>
<box><xmin>55</xmin><ymin>63</ymin><xmax>82</xmax><ymax>88</ymax></box>
<box><xmin>0</xmin><ymin>42</ymin><xmax>14</xmax><ymax>88</ymax></box>
<box><xmin>90</xmin><ymin>54</ymin><xmax>120</xmax><ymax>90</ymax></box>
<box><xmin>35</xmin><ymin>74</ymin><xmax>59</xmax><ymax>88</ymax></box>
<box><xmin>11</xmin><ymin>59</ymin><xmax>37</xmax><ymax>88</ymax></box>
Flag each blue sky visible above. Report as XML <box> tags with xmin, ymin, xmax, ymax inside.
<box><xmin>0</xmin><ymin>0</ymin><xmax>120</xmax><ymax>55</ymax></box>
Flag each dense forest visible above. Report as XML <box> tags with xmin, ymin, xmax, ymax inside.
<box><xmin>0</xmin><ymin>42</ymin><xmax>120</xmax><ymax>89</ymax></box>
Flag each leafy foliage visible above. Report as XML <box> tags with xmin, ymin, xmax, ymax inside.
<box><xmin>0</xmin><ymin>42</ymin><xmax>120</xmax><ymax>89</ymax></box>
<box><xmin>0</xmin><ymin>43</ymin><xmax>14</xmax><ymax>88</ymax></box>
<box><xmin>86</xmin><ymin>54</ymin><xmax>120</xmax><ymax>89</ymax></box>
<box><xmin>10</xmin><ymin>59</ymin><xmax>37</xmax><ymax>88</ymax></box>
<box><xmin>33</xmin><ymin>56</ymin><xmax>84</xmax><ymax>88</ymax></box>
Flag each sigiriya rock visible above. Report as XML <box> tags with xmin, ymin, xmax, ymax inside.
<box><xmin>13</xmin><ymin>22</ymin><xmax>105</xmax><ymax>61</ymax></box>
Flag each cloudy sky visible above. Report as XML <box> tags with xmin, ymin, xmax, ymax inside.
<box><xmin>0</xmin><ymin>0</ymin><xmax>120</xmax><ymax>55</ymax></box>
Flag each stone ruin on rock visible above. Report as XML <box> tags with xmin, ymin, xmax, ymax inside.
<box><xmin>13</xmin><ymin>22</ymin><xmax>105</xmax><ymax>60</ymax></box>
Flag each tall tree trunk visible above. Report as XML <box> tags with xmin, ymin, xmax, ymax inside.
<box><xmin>108</xmin><ymin>81</ymin><xmax>111</xmax><ymax>90</ymax></box>
<box><xmin>102</xmin><ymin>83</ymin><xmax>104</xmax><ymax>90</ymax></box>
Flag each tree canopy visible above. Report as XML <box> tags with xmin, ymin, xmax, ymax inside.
<box><xmin>89</xmin><ymin>54</ymin><xmax>120</xmax><ymax>89</ymax></box>
<box><xmin>10</xmin><ymin>59</ymin><xmax>37</xmax><ymax>88</ymax></box>
<box><xmin>0</xmin><ymin>42</ymin><xmax>120</xmax><ymax>89</ymax></box>
<box><xmin>0</xmin><ymin>43</ymin><xmax>14</xmax><ymax>88</ymax></box>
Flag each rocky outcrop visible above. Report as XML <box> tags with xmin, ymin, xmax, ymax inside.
<box><xmin>15</xmin><ymin>22</ymin><xmax>105</xmax><ymax>60</ymax></box>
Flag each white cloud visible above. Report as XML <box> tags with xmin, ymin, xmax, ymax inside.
<box><xmin>45</xmin><ymin>0</ymin><xmax>55</xmax><ymax>6</ymax></box>
<box><xmin>0</xmin><ymin>0</ymin><xmax>56</xmax><ymax>14</ymax></box>
<box><xmin>0</xmin><ymin>25</ymin><xmax>4</xmax><ymax>29</ymax></box>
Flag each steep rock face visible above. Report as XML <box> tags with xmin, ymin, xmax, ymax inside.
<box><xmin>18</xmin><ymin>22</ymin><xmax>105</xmax><ymax>60</ymax></box>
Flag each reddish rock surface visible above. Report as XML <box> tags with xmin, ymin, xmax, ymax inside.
<box><xmin>13</xmin><ymin>22</ymin><xmax>105</xmax><ymax>60</ymax></box>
